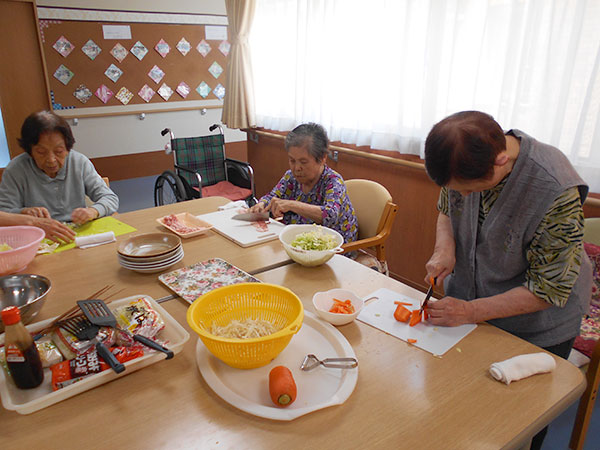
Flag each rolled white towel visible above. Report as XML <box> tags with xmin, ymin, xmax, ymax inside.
<box><xmin>489</xmin><ymin>352</ymin><xmax>556</xmax><ymax>385</ymax></box>
<box><xmin>75</xmin><ymin>231</ymin><xmax>116</xmax><ymax>249</ymax></box>
<box><xmin>218</xmin><ymin>200</ymin><xmax>247</xmax><ymax>211</ymax></box>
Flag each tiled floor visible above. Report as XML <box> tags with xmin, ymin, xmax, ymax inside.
<box><xmin>110</xmin><ymin>175</ymin><xmax>156</xmax><ymax>213</ymax></box>
<box><xmin>110</xmin><ymin>175</ymin><xmax>600</xmax><ymax>450</ymax></box>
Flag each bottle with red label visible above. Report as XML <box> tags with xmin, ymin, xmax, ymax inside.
<box><xmin>1</xmin><ymin>306</ymin><xmax>44</xmax><ymax>389</ymax></box>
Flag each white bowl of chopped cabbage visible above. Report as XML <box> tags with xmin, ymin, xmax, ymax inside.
<box><xmin>279</xmin><ymin>224</ymin><xmax>344</xmax><ymax>267</ymax></box>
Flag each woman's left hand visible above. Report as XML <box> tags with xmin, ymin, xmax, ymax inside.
<box><xmin>71</xmin><ymin>207</ymin><xmax>99</xmax><ymax>225</ymax></box>
<box><xmin>266</xmin><ymin>198</ymin><xmax>294</xmax><ymax>218</ymax></box>
<box><xmin>426</xmin><ymin>296</ymin><xmax>475</xmax><ymax>326</ymax></box>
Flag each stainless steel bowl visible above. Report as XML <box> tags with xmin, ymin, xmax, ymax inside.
<box><xmin>0</xmin><ymin>274</ymin><xmax>51</xmax><ymax>333</ymax></box>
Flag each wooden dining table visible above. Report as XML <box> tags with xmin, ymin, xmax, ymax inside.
<box><xmin>0</xmin><ymin>198</ymin><xmax>586</xmax><ymax>449</ymax></box>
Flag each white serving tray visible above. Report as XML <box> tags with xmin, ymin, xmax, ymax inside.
<box><xmin>0</xmin><ymin>295</ymin><xmax>189</xmax><ymax>414</ymax></box>
<box><xmin>196</xmin><ymin>311</ymin><xmax>358</xmax><ymax>421</ymax></box>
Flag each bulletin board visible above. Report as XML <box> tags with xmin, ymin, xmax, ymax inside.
<box><xmin>39</xmin><ymin>18</ymin><xmax>229</xmax><ymax>111</ymax></box>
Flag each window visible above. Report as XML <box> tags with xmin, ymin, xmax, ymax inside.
<box><xmin>249</xmin><ymin>0</ymin><xmax>600</xmax><ymax>191</ymax></box>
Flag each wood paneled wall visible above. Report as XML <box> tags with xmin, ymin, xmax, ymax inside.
<box><xmin>247</xmin><ymin>132</ymin><xmax>440</xmax><ymax>292</ymax></box>
<box><xmin>0</xmin><ymin>0</ymin><xmax>51</xmax><ymax>158</ymax></box>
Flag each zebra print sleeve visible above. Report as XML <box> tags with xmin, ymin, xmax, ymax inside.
<box><xmin>525</xmin><ymin>187</ymin><xmax>585</xmax><ymax>307</ymax></box>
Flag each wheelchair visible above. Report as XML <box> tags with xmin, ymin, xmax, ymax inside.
<box><xmin>154</xmin><ymin>124</ymin><xmax>257</xmax><ymax>207</ymax></box>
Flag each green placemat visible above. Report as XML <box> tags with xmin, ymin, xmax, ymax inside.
<box><xmin>42</xmin><ymin>216</ymin><xmax>137</xmax><ymax>254</ymax></box>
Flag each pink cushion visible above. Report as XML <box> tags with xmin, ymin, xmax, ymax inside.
<box><xmin>573</xmin><ymin>242</ymin><xmax>600</xmax><ymax>357</ymax></box>
<box><xmin>201</xmin><ymin>181</ymin><xmax>252</xmax><ymax>201</ymax></box>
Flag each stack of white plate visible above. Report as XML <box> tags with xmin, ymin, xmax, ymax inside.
<box><xmin>117</xmin><ymin>232</ymin><xmax>184</xmax><ymax>273</ymax></box>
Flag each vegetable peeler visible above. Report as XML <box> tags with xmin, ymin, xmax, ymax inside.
<box><xmin>300</xmin><ymin>354</ymin><xmax>358</xmax><ymax>371</ymax></box>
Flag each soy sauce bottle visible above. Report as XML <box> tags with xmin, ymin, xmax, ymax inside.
<box><xmin>1</xmin><ymin>306</ymin><xmax>44</xmax><ymax>389</ymax></box>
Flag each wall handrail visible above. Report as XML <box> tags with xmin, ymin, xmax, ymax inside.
<box><xmin>250</xmin><ymin>129</ymin><xmax>600</xmax><ymax>208</ymax></box>
<box><xmin>252</xmin><ymin>129</ymin><xmax>424</xmax><ymax>170</ymax></box>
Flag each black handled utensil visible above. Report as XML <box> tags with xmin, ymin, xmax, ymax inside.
<box><xmin>59</xmin><ymin>316</ymin><xmax>125</xmax><ymax>374</ymax></box>
<box><xmin>77</xmin><ymin>299</ymin><xmax>174</xmax><ymax>360</ymax></box>
<box><xmin>419</xmin><ymin>276</ymin><xmax>437</xmax><ymax>315</ymax></box>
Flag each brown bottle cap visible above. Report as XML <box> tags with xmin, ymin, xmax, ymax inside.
<box><xmin>1</xmin><ymin>306</ymin><xmax>21</xmax><ymax>325</ymax></box>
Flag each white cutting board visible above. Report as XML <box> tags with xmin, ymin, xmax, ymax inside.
<box><xmin>196</xmin><ymin>209</ymin><xmax>285</xmax><ymax>247</ymax></box>
<box><xmin>357</xmin><ymin>288</ymin><xmax>476</xmax><ymax>356</ymax></box>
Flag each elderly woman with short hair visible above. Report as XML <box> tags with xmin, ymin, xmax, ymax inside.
<box><xmin>0</xmin><ymin>111</ymin><xmax>118</xmax><ymax>229</ymax></box>
<box><xmin>249</xmin><ymin>122</ymin><xmax>358</xmax><ymax>243</ymax></box>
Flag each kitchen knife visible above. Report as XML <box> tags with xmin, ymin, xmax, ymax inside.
<box><xmin>231</xmin><ymin>211</ymin><xmax>270</xmax><ymax>221</ymax></box>
<box><xmin>419</xmin><ymin>276</ymin><xmax>437</xmax><ymax>314</ymax></box>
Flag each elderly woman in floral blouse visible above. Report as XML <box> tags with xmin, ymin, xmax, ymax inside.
<box><xmin>249</xmin><ymin>123</ymin><xmax>358</xmax><ymax>243</ymax></box>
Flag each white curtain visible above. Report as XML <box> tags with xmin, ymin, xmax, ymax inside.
<box><xmin>222</xmin><ymin>0</ymin><xmax>257</xmax><ymax>129</ymax></box>
<box><xmin>249</xmin><ymin>0</ymin><xmax>600</xmax><ymax>192</ymax></box>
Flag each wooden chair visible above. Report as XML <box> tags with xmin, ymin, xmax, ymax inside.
<box><xmin>569</xmin><ymin>217</ymin><xmax>600</xmax><ymax>450</ymax></box>
<box><xmin>342</xmin><ymin>179</ymin><xmax>398</xmax><ymax>275</ymax></box>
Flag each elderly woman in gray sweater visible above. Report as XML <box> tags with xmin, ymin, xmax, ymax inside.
<box><xmin>0</xmin><ymin>111</ymin><xmax>118</xmax><ymax>227</ymax></box>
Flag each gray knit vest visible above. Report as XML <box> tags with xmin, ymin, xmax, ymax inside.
<box><xmin>445</xmin><ymin>129</ymin><xmax>592</xmax><ymax>347</ymax></box>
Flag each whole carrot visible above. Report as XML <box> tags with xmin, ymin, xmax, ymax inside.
<box><xmin>269</xmin><ymin>366</ymin><xmax>297</xmax><ymax>407</ymax></box>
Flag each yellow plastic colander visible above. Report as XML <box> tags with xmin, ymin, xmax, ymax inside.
<box><xmin>186</xmin><ymin>283</ymin><xmax>304</xmax><ymax>369</ymax></box>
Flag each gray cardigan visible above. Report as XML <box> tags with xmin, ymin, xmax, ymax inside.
<box><xmin>0</xmin><ymin>150</ymin><xmax>119</xmax><ymax>221</ymax></box>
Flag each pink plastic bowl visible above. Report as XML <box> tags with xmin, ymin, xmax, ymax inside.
<box><xmin>0</xmin><ymin>226</ymin><xmax>45</xmax><ymax>275</ymax></box>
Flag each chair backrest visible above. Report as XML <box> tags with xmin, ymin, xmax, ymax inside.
<box><xmin>171</xmin><ymin>134</ymin><xmax>226</xmax><ymax>188</ymax></box>
<box><xmin>345</xmin><ymin>179</ymin><xmax>393</xmax><ymax>240</ymax></box>
<box><xmin>584</xmin><ymin>217</ymin><xmax>600</xmax><ymax>245</ymax></box>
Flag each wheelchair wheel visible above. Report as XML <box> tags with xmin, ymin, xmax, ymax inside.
<box><xmin>154</xmin><ymin>170</ymin><xmax>186</xmax><ymax>206</ymax></box>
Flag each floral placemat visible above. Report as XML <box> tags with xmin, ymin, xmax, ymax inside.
<box><xmin>158</xmin><ymin>258</ymin><xmax>260</xmax><ymax>303</ymax></box>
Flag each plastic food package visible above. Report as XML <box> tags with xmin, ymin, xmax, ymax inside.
<box><xmin>35</xmin><ymin>336</ymin><xmax>63</xmax><ymax>368</ymax></box>
<box><xmin>52</xmin><ymin>326</ymin><xmax>116</xmax><ymax>360</ymax></box>
<box><xmin>50</xmin><ymin>346</ymin><xmax>143</xmax><ymax>390</ymax></box>
<box><xmin>114</xmin><ymin>297</ymin><xmax>165</xmax><ymax>338</ymax></box>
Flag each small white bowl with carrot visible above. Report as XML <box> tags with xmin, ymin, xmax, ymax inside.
<box><xmin>312</xmin><ymin>289</ymin><xmax>363</xmax><ymax>326</ymax></box>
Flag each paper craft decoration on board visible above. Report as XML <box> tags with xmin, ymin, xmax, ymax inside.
<box><xmin>148</xmin><ymin>65</ymin><xmax>165</xmax><ymax>84</ymax></box>
<box><xmin>213</xmin><ymin>84</ymin><xmax>225</xmax><ymax>100</ymax></box>
<box><xmin>73</xmin><ymin>84</ymin><xmax>93</xmax><ymax>104</ymax></box>
<box><xmin>138</xmin><ymin>84</ymin><xmax>156</xmax><ymax>102</ymax></box>
<box><xmin>155</xmin><ymin>38</ymin><xmax>171</xmax><ymax>57</ymax></box>
<box><xmin>95</xmin><ymin>84</ymin><xmax>114</xmax><ymax>104</ymax></box>
<box><xmin>81</xmin><ymin>39</ymin><xmax>101</xmax><ymax>60</ymax></box>
<box><xmin>110</xmin><ymin>43</ymin><xmax>128</xmax><ymax>62</ymax></box>
<box><xmin>53</xmin><ymin>65</ymin><xmax>74</xmax><ymax>85</ymax></box>
<box><xmin>131</xmin><ymin>41</ymin><xmax>148</xmax><ymax>60</ymax></box>
<box><xmin>53</xmin><ymin>35</ymin><xmax>74</xmax><ymax>57</ymax></box>
<box><xmin>176</xmin><ymin>82</ymin><xmax>190</xmax><ymax>98</ymax></box>
<box><xmin>219</xmin><ymin>40</ymin><xmax>231</xmax><ymax>56</ymax></box>
<box><xmin>197</xmin><ymin>39</ymin><xmax>211</xmax><ymax>57</ymax></box>
<box><xmin>176</xmin><ymin>38</ymin><xmax>191</xmax><ymax>56</ymax></box>
<box><xmin>104</xmin><ymin>64</ymin><xmax>123</xmax><ymax>83</ymax></box>
<box><xmin>208</xmin><ymin>62</ymin><xmax>223</xmax><ymax>79</ymax></box>
<box><xmin>116</xmin><ymin>87</ymin><xmax>134</xmax><ymax>105</ymax></box>
<box><xmin>196</xmin><ymin>81</ymin><xmax>211</xmax><ymax>98</ymax></box>
<box><xmin>158</xmin><ymin>83</ymin><xmax>173</xmax><ymax>101</ymax></box>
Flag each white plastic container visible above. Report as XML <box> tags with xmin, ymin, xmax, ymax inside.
<box><xmin>0</xmin><ymin>295</ymin><xmax>189</xmax><ymax>414</ymax></box>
